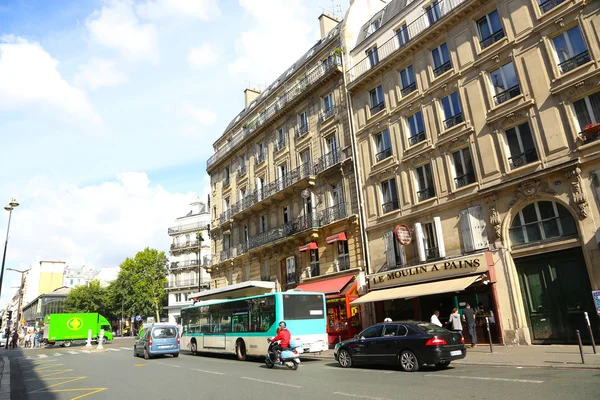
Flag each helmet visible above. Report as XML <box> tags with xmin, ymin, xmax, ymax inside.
<box><xmin>278</xmin><ymin>321</ymin><xmax>287</xmax><ymax>329</ymax></box>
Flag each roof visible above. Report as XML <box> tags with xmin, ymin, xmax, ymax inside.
<box><xmin>219</xmin><ymin>22</ymin><xmax>342</xmax><ymax>140</ymax></box>
<box><xmin>355</xmin><ymin>0</ymin><xmax>410</xmax><ymax>48</ymax></box>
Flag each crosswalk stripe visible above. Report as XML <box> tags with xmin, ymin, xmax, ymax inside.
<box><xmin>68</xmin><ymin>351</ymin><xmax>78</xmax><ymax>354</ymax></box>
<box><xmin>38</xmin><ymin>354</ymin><xmax>48</xmax><ymax>358</ymax></box>
<box><xmin>119</xmin><ymin>347</ymin><xmax>131</xmax><ymax>350</ymax></box>
<box><xmin>107</xmin><ymin>348</ymin><xmax>120</xmax><ymax>352</ymax></box>
<box><xmin>53</xmin><ymin>353</ymin><xmax>63</xmax><ymax>357</ymax></box>
<box><xmin>79</xmin><ymin>350</ymin><xmax>91</xmax><ymax>354</ymax></box>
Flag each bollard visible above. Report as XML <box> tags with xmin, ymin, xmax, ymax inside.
<box><xmin>85</xmin><ymin>329</ymin><xmax>93</xmax><ymax>347</ymax></box>
<box><xmin>486</xmin><ymin>317</ymin><xmax>493</xmax><ymax>353</ymax></box>
<box><xmin>576</xmin><ymin>330</ymin><xmax>585</xmax><ymax>364</ymax></box>
<box><xmin>584</xmin><ymin>312</ymin><xmax>596</xmax><ymax>354</ymax></box>
<box><xmin>96</xmin><ymin>329</ymin><xmax>104</xmax><ymax>350</ymax></box>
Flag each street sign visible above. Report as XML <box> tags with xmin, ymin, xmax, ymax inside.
<box><xmin>395</xmin><ymin>224</ymin><xmax>412</xmax><ymax>245</ymax></box>
<box><xmin>136</xmin><ymin>315</ymin><xmax>141</xmax><ymax>322</ymax></box>
<box><xmin>23</xmin><ymin>322</ymin><xmax>28</xmax><ymax>327</ymax></box>
<box><xmin>592</xmin><ymin>290</ymin><xmax>600</xmax><ymax>315</ymax></box>
<box><xmin>131</xmin><ymin>316</ymin><xmax>134</xmax><ymax>322</ymax></box>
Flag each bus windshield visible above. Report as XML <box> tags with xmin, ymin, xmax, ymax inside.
<box><xmin>283</xmin><ymin>294</ymin><xmax>324</xmax><ymax>320</ymax></box>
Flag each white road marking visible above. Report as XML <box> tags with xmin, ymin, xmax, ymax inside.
<box><xmin>119</xmin><ymin>347</ymin><xmax>131</xmax><ymax>350</ymax></box>
<box><xmin>426</xmin><ymin>374</ymin><xmax>544</xmax><ymax>384</ymax></box>
<box><xmin>333</xmin><ymin>392</ymin><xmax>392</xmax><ymax>400</ymax></box>
<box><xmin>191</xmin><ymin>368</ymin><xmax>225</xmax><ymax>375</ymax></box>
<box><xmin>107</xmin><ymin>348</ymin><xmax>120</xmax><ymax>352</ymax></box>
<box><xmin>53</xmin><ymin>353</ymin><xmax>63</xmax><ymax>357</ymax></box>
<box><xmin>68</xmin><ymin>351</ymin><xmax>79</xmax><ymax>355</ymax></box>
<box><xmin>241</xmin><ymin>377</ymin><xmax>301</xmax><ymax>388</ymax></box>
<box><xmin>79</xmin><ymin>350</ymin><xmax>91</xmax><ymax>354</ymax></box>
<box><xmin>156</xmin><ymin>362</ymin><xmax>181</xmax><ymax>368</ymax></box>
<box><xmin>38</xmin><ymin>354</ymin><xmax>48</xmax><ymax>358</ymax></box>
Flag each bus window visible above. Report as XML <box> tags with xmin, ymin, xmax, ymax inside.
<box><xmin>283</xmin><ymin>294</ymin><xmax>325</xmax><ymax>320</ymax></box>
<box><xmin>249</xmin><ymin>296</ymin><xmax>275</xmax><ymax>332</ymax></box>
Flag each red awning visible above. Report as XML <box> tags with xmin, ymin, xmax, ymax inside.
<box><xmin>296</xmin><ymin>275</ymin><xmax>355</xmax><ymax>297</ymax></box>
<box><xmin>298</xmin><ymin>242</ymin><xmax>318</xmax><ymax>252</ymax></box>
<box><xmin>326</xmin><ymin>232</ymin><xmax>347</xmax><ymax>244</ymax></box>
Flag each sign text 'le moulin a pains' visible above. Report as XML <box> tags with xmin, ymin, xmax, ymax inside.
<box><xmin>372</xmin><ymin>258</ymin><xmax>482</xmax><ymax>286</ymax></box>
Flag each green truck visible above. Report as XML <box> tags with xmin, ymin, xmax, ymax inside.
<box><xmin>42</xmin><ymin>313</ymin><xmax>113</xmax><ymax>347</ymax></box>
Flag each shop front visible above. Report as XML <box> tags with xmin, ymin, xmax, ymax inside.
<box><xmin>296</xmin><ymin>273</ymin><xmax>362</xmax><ymax>347</ymax></box>
<box><xmin>354</xmin><ymin>252</ymin><xmax>502</xmax><ymax>344</ymax></box>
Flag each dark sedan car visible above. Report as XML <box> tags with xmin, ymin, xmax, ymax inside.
<box><xmin>334</xmin><ymin>321</ymin><xmax>466</xmax><ymax>372</ymax></box>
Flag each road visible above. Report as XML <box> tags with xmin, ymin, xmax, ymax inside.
<box><xmin>4</xmin><ymin>338</ymin><xmax>599</xmax><ymax>400</ymax></box>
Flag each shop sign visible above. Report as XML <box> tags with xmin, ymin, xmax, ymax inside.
<box><xmin>369</xmin><ymin>253</ymin><xmax>489</xmax><ymax>289</ymax></box>
<box><xmin>395</xmin><ymin>224</ymin><xmax>412</xmax><ymax>245</ymax></box>
<box><xmin>326</xmin><ymin>298</ymin><xmax>346</xmax><ymax>304</ymax></box>
<box><xmin>593</xmin><ymin>290</ymin><xmax>600</xmax><ymax>315</ymax></box>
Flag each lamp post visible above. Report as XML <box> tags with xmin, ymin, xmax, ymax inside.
<box><xmin>0</xmin><ymin>199</ymin><xmax>20</xmax><ymax>300</ymax></box>
<box><xmin>6</xmin><ymin>267</ymin><xmax>29</xmax><ymax>348</ymax></box>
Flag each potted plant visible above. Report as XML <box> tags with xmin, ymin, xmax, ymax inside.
<box><xmin>583</xmin><ymin>122</ymin><xmax>600</xmax><ymax>136</ymax></box>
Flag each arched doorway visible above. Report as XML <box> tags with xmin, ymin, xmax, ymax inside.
<box><xmin>509</xmin><ymin>200</ymin><xmax>598</xmax><ymax>344</ymax></box>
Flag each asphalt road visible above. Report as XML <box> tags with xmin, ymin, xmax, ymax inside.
<box><xmin>5</xmin><ymin>338</ymin><xmax>600</xmax><ymax>400</ymax></box>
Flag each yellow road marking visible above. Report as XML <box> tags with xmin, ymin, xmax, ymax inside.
<box><xmin>25</xmin><ymin>370</ymin><xmax>74</xmax><ymax>380</ymax></box>
<box><xmin>133</xmin><ymin>363</ymin><xmax>145</xmax><ymax>366</ymax></box>
<box><xmin>29</xmin><ymin>377</ymin><xmax>88</xmax><ymax>392</ymax></box>
<box><xmin>44</xmin><ymin>387</ymin><xmax>108</xmax><ymax>400</ymax></box>
<box><xmin>22</xmin><ymin>363</ymin><xmax>65</xmax><ymax>373</ymax></box>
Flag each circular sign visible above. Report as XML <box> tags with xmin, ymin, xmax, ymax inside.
<box><xmin>395</xmin><ymin>224</ymin><xmax>412</xmax><ymax>245</ymax></box>
<box><xmin>66</xmin><ymin>317</ymin><xmax>84</xmax><ymax>330</ymax></box>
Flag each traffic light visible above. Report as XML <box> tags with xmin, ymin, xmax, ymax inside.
<box><xmin>6</xmin><ymin>311</ymin><xmax>12</xmax><ymax>321</ymax></box>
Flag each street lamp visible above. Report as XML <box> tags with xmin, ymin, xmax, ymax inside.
<box><xmin>0</xmin><ymin>199</ymin><xmax>20</xmax><ymax>301</ymax></box>
<box><xmin>5</xmin><ymin>267</ymin><xmax>29</xmax><ymax>349</ymax></box>
<box><xmin>196</xmin><ymin>232</ymin><xmax>205</xmax><ymax>292</ymax></box>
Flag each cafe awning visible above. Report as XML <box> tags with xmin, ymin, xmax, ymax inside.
<box><xmin>296</xmin><ymin>275</ymin><xmax>355</xmax><ymax>297</ymax></box>
<box><xmin>326</xmin><ymin>232</ymin><xmax>347</xmax><ymax>244</ymax></box>
<box><xmin>298</xmin><ymin>242</ymin><xmax>318</xmax><ymax>252</ymax></box>
<box><xmin>351</xmin><ymin>275</ymin><xmax>480</xmax><ymax>304</ymax></box>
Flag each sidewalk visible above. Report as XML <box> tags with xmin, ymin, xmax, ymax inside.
<box><xmin>301</xmin><ymin>345</ymin><xmax>600</xmax><ymax>370</ymax></box>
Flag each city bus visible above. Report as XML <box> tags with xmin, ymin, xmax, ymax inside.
<box><xmin>180</xmin><ymin>291</ymin><xmax>328</xmax><ymax>360</ymax></box>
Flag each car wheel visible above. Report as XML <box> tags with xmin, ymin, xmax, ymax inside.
<box><xmin>63</xmin><ymin>341</ymin><xmax>72</xmax><ymax>348</ymax></box>
<box><xmin>144</xmin><ymin>348</ymin><xmax>151</xmax><ymax>360</ymax></box>
<box><xmin>435</xmin><ymin>361</ymin><xmax>450</xmax><ymax>369</ymax></box>
<box><xmin>399</xmin><ymin>350</ymin><xmax>419</xmax><ymax>372</ymax></box>
<box><xmin>190</xmin><ymin>340</ymin><xmax>197</xmax><ymax>355</ymax></box>
<box><xmin>173</xmin><ymin>353</ymin><xmax>179</xmax><ymax>358</ymax></box>
<box><xmin>236</xmin><ymin>339</ymin><xmax>247</xmax><ymax>361</ymax></box>
<box><xmin>338</xmin><ymin>349</ymin><xmax>353</xmax><ymax>368</ymax></box>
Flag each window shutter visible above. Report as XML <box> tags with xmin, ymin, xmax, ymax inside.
<box><xmin>396</xmin><ymin>241</ymin><xmax>407</xmax><ymax>265</ymax></box>
<box><xmin>469</xmin><ymin>206</ymin><xmax>489</xmax><ymax>251</ymax></box>
<box><xmin>414</xmin><ymin>223</ymin><xmax>426</xmax><ymax>262</ymax></box>
<box><xmin>459</xmin><ymin>209</ymin><xmax>475</xmax><ymax>253</ymax></box>
<box><xmin>434</xmin><ymin>216</ymin><xmax>446</xmax><ymax>258</ymax></box>
<box><xmin>384</xmin><ymin>231</ymin><xmax>396</xmax><ymax>269</ymax></box>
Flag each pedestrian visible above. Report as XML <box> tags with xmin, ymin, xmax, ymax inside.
<box><xmin>446</xmin><ymin>308</ymin><xmax>463</xmax><ymax>336</ymax></box>
<box><xmin>24</xmin><ymin>331</ymin><xmax>30</xmax><ymax>348</ymax></box>
<box><xmin>462</xmin><ymin>303</ymin><xmax>477</xmax><ymax>347</ymax></box>
<box><xmin>430</xmin><ymin>311</ymin><xmax>442</xmax><ymax>327</ymax></box>
<box><xmin>11</xmin><ymin>330</ymin><xmax>18</xmax><ymax>349</ymax></box>
<box><xmin>34</xmin><ymin>330</ymin><xmax>40</xmax><ymax>348</ymax></box>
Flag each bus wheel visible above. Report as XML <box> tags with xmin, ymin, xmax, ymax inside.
<box><xmin>236</xmin><ymin>339</ymin><xmax>246</xmax><ymax>361</ymax></box>
<box><xmin>190</xmin><ymin>339</ymin><xmax>197</xmax><ymax>355</ymax></box>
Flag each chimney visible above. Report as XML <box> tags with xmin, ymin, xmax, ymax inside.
<box><xmin>244</xmin><ymin>88</ymin><xmax>261</xmax><ymax>108</ymax></box>
<box><xmin>319</xmin><ymin>13</ymin><xmax>338</xmax><ymax>40</ymax></box>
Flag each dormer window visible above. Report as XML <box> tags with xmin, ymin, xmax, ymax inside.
<box><xmin>286</xmin><ymin>68</ymin><xmax>294</xmax><ymax>77</ymax></box>
<box><xmin>366</xmin><ymin>17</ymin><xmax>382</xmax><ymax>36</ymax></box>
<box><xmin>305</xmin><ymin>49</ymin><xmax>314</xmax><ymax>59</ymax></box>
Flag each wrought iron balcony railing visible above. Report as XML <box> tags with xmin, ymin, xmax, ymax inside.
<box><xmin>169</xmin><ymin>258</ymin><xmax>211</xmax><ymax>270</ymax></box>
<box><xmin>320</xmin><ymin>202</ymin><xmax>347</xmax><ymax>226</ymax></box>
<box><xmin>370</xmin><ymin>101</ymin><xmax>385</xmax><ymax>115</ymax></box>
<box><xmin>237</xmin><ymin>166</ymin><xmax>247</xmax><ymax>178</ymax></box>
<box><xmin>408</xmin><ymin>131</ymin><xmax>426</xmax><ymax>146</ymax></box>
<box><xmin>170</xmin><ymin>241</ymin><xmax>201</xmax><ymax>251</ymax></box>
<box><xmin>296</xmin><ymin>123</ymin><xmax>309</xmax><ymax>138</ymax></box>
<box><xmin>376</xmin><ymin>148</ymin><xmax>392</xmax><ymax>162</ymax></box>
<box><xmin>348</xmin><ymin>0</ymin><xmax>469</xmax><ymax>82</ymax></box>
<box><xmin>320</xmin><ymin>105</ymin><xmax>335</xmax><ymax>122</ymax></box>
<box><xmin>508</xmin><ymin>149</ymin><xmax>538</xmax><ymax>169</ymax></box>
<box><xmin>425</xmin><ymin>246</ymin><xmax>440</xmax><ymax>260</ymax></box>
<box><xmin>479</xmin><ymin>29</ymin><xmax>505</xmax><ymax>49</ymax></box>
<box><xmin>248</xmin><ymin>214</ymin><xmax>319</xmax><ymax>250</ymax></box>
<box><xmin>417</xmin><ymin>187</ymin><xmax>435</xmax><ymax>202</ymax></box>
<box><xmin>401</xmin><ymin>82</ymin><xmax>417</xmax><ymax>97</ymax></box>
<box><xmin>558</xmin><ymin>51</ymin><xmax>591</xmax><ymax>74</ymax></box>
<box><xmin>220</xmin><ymin>248</ymin><xmax>233</xmax><ymax>261</ymax></box>
<box><xmin>309</xmin><ymin>264</ymin><xmax>320</xmax><ymax>278</ymax></box>
<box><xmin>237</xmin><ymin>242</ymin><xmax>248</xmax><ymax>256</ymax></box>
<box><xmin>382</xmin><ymin>199</ymin><xmax>400</xmax><ymax>213</ymax></box>
<box><xmin>454</xmin><ymin>172</ymin><xmax>476</xmax><ymax>188</ymax></box>
<box><xmin>443</xmin><ymin>112</ymin><xmax>464</xmax><ymax>130</ymax></box>
<box><xmin>494</xmin><ymin>84</ymin><xmax>521</xmax><ymax>105</ymax></box>
<box><xmin>219</xmin><ymin>209</ymin><xmax>233</xmax><ymax>224</ymax></box>
<box><xmin>433</xmin><ymin>61</ymin><xmax>452</xmax><ymax>77</ymax></box>
<box><xmin>579</xmin><ymin>128</ymin><xmax>600</xmax><ymax>145</ymax></box>
<box><xmin>168</xmin><ymin>222</ymin><xmax>211</xmax><ymax>235</ymax></box>
<box><xmin>315</xmin><ymin>148</ymin><xmax>341</xmax><ymax>173</ymax></box>
<box><xmin>207</xmin><ymin>55</ymin><xmax>342</xmax><ymax>170</ymax></box>
<box><xmin>337</xmin><ymin>255</ymin><xmax>351</xmax><ymax>271</ymax></box>
<box><xmin>539</xmin><ymin>0</ymin><xmax>566</xmax><ymax>14</ymax></box>
<box><xmin>255</xmin><ymin>152</ymin><xmax>266</xmax><ymax>166</ymax></box>
<box><xmin>275</xmin><ymin>137</ymin><xmax>287</xmax><ymax>151</ymax></box>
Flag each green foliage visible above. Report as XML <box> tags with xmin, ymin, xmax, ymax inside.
<box><xmin>64</xmin><ymin>280</ymin><xmax>113</xmax><ymax>317</ymax></box>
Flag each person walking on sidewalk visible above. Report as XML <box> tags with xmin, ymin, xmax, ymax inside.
<box><xmin>11</xmin><ymin>330</ymin><xmax>19</xmax><ymax>349</ymax></box>
<box><xmin>446</xmin><ymin>308</ymin><xmax>463</xmax><ymax>336</ymax></box>
<box><xmin>462</xmin><ymin>303</ymin><xmax>477</xmax><ymax>347</ymax></box>
<box><xmin>430</xmin><ymin>311</ymin><xmax>442</xmax><ymax>327</ymax></box>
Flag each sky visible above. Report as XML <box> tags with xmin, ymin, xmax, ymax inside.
<box><xmin>0</xmin><ymin>0</ymin><xmax>348</xmax><ymax>309</ymax></box>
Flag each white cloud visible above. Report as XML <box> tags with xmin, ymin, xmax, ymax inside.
<box><xmin>188</xmin><ymin>43</ymin><xmax>219</xmax><ymax>69</ymax></box>
<box><xmin>182</xmin><ymin>101</ymin><xmax>217</xmax><ymax>126</ymax></box>
<box><xmin>75</xmin><ymin>57</ymin><xmax>127</xmax><ymax>90</ymax></box>
<box><xmin>0</xmin><ymin>35</ymin><xmax>101</xmax><ymax>124</ymax></box>
<box><xmin>228</xmin><ymin>0</ymin><xmax>313</xmax><ymax>83</ymax></box>
<box><xmin>138</xmin><ymin>0</ymin><xmax>221</xmax><ymax>21</ymax></box>
<box><xmin>86</xmin><ymin>0</ymin><xmax>158</xmax><ymax>62</ymax></box>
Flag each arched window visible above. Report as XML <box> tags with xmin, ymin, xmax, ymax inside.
<box><xmin>509</xmin><ymin>201</ymin><xmax>577</xmax><ymax>245</ymax></box>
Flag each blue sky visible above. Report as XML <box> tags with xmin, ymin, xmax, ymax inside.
<box><xmin>0</xmin><ymin>0</ymin><xmax>348</xmax><ymax>307</ymax></box>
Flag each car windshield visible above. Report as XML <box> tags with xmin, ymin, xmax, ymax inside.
<box><xmin>416</xmin><ymin>323</ymin><xmax>447</xmax><ymax>334</ymax></box>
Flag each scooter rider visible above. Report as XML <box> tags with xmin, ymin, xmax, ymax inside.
<box><xmin>269</xmin><ymin>321</ymin><xmax>291</xmax><ymax>361</ymax></box>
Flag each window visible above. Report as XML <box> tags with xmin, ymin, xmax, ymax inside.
<box><xmin>426</xmin><ymin>2</ymin><xmax>442</xmax><ymax>24</ymax></box>
<box><xmin>243</xmin><ymin>225</ymin><xmax>249</xmax><ymax>244</ymax></box>
<box><xmin>359</xmin><ymin>325</ymin><xmax>383</xmax><ymax>339</ymax></box>
<box><xmin>381</xmin><ymin>178</ymin><xmax>399</xmax><ymax>213</ymax></box>
<box><xmin>259</xmin><ymin>215</ymin><xmax>267</xmax><ymax>233</ymax></box>
<box><xmin>396</xmin><ymin>24</ymin><xmax>409</xmax><ymax>48</ymax></box>
<box><xmin>459</xmin><ymin>205</ymin><xmax>489</xmax><ymax>253</ymax></box>
<box><xmin>297</xmin><ymin>111</ymin><xmax>309</xmax><ymax>137</ymax></box>
<box><xmin>477</xmin><ymin>10</ymin><xmax>504</xmax><ymax>49</ymax></box>
<box><xmin>505</xmin><ymin>123</ymin><xmax>538</xmax><ymax>169</ymax></box>
<box><xmin>175</xmin><ymin>293</ymin><xmax>182</xmax><ymax>302</ymax></box>
<box><xmin>367</xmin><ymin>46</ymin><xmax>379</xmax><ymax>68</ymax></box>
<box><xmin>277</xmin><ymin>164</ymin><xmax>287</xmax><ymax>189</ymax></box>
<box><xmin>490</xmin><ymin>61</ymin><xmax>520</xmax><ymax>105</ymax></box>
<box><xmin>400</xmin><ymin>65</ymin><xmax>416</xmax><ymax>97</ymax></box>
<box><xmin>369</xmin><ymin>85</ymin><xmax>385</xmax><ymax>115</ymax></box>
<box><xmin>276</xmin><ymin>127</ymin><xmax>286</xmax><ymax>150</ymax></box>
<box><xmin>238</xmin><ymin>155</ymin><xmax>247</xmax><ymax>176</ymax></box>
<box><xmin>374</xmin><ymin>129</ymin><xmax>392</xmax><ymax>161</ymax></box>
<box><xmin>509</xmin><ymin>201</ymin><xmax>577</xmax><ymax>245</ymax></box>
<box><xmin>552</xmin><ymin>26</ymin><xmax>590</xmax><ymax>74</ymax></box>
<box><xmin>224</xmin><ymin>166</ymin><xmax>230</xmax><ymax>187</ymax></box>
<box><xmin>239</xmin><ymin>188</ymin><xmax>246</xmax><ymax>204</ymax></box>
<box><xmin>283</xmin><ymin>294</ymin><xmax>324</xmax><ymax>320</ymax></box>
<box><xmin>285</xmin><ymin>256</ymin><xmax>296</xmax><ymax>285</ymax></box>
<box><xmin>422</xmin><ymin>222</ymin><xmax>439</xmax><ymax>260</ymax></box>
<box><xmin>283</xmin><ymin>206</ymin><xmax>290</xmax><ymax>224</ymax></box>
<box><xmin>441</xmin><ymin>91</ymin><xmax>463</xmax><ymax>129</ymax></box>
<box><xmin>262</xmin><ymin>260</ymin><xmax>270</xmax><ymax>280</ymax></box>
<box><xmin>366</xmin><ymin>17</ymin><xmax>382</xmax><ymax>37</ymax></box>
<box><xmin>227</xmin><ymin>269</ymin><xmax>233</xmax><ymax>285</ymax></box>
<box><xmin>573</xmin><ymin>92</ymin><xmax>600</xmax><ymax>143</ymax></box>
<box><xmin>322</xmin><ymin>93</ymin><xmax>334</xmax><ymax>120</ymax></box>
<box><xmin>451</xmin><ymin>147</ymin><xmax>476</xmax><ymax>188</ymax></box>
<box><xmin>538</xmin><ymin>0</ymin><xmax>566</xmax><ymax>14</ymax></box>
<box><xmin>415</xmin><ymin>164</ymin><xmax>435</xmax><ymax>201</ymax></box>
<box><xmin>337</xmin><ymin>240</ymin><xmax>350</xmax><ymax>271</ymax></box>
<box><xmin>256</xmin><ymin>176</ymin><xmax>265</xmax><ymax>200</ymax></box>
<box><xmin>432</xmin><ymin>43</ymin><xmax>451</xmax><ymax>77</ymax></box>
<box><xmin>407</xmin><ymin>111</ymin><xmax>425</xmax><ymax>146</ymax></box>
<box><xmin>309</xmin><ymin>249</ymin><xmax>320</xmax><ymax>277</ymax></box>
<box><xmin>256</xmin><ymin>143</ymin><xmax>265</xmax><ymax>165</ymax></box>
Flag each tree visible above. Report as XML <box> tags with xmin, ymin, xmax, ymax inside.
<box><xmin>111</xmin><ymin>247</ymin><xmax>168</xmax><ymax>323</ymax></box>
<box><xmin>64</xmin><ymin>280</ymin><xmax>113</xmax><ymax>317</ymax></box>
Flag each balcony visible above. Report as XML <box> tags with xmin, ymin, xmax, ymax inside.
<box><xmin>508</xmin><ymin>149</ymin><xmax>538</xmax><ymax>169</ymax></box>
<box><xmin>315</xmin><ymin>148</ymin><xmax>342</xmax><ymax>174</ymax></box>
<box><xmin>382</xmin><ymin>199</ymin><xmax>400</xmax><ymax>213</ymax></box>
<box><xmin>425</xmin><ymin>246</ymin><xmax>440</xmax><ymax>260</ymax></box>
<box><xmin>479</xmin><ymin>29</ymin><xmax>505</xmax><ymax>50</ymax></box>
<box><xmin>494</xmin><ymin>85</ymin><xmax>521</xmax><ymax>105</ymax></box>
<box><xmin>579</xmin><ymin>127</ymin><xmax>600</xmax><ymax>145</ymax></box>
<box><xmin>309</xmin><ymin>264</ymin><xmax>320</xmax><ymax>278</ymax></box>
<box><xmin>320</xmin><ymin>106</ymin><xmax>335</xmax><ymax>122</ymax></box>
<box><xmin>207</xmin><ymin>55</ymin><xmax>342</xmax><ymax>170</ymax></box>
<box><xmin>454</xmin><ymin>172</ymin><xmax>476</xmax><ymax>188</ymax></box>
<box><xmin>370</xmin><ymin>101</ymin><xmax>385</xmax><ymax>115</ymax></box>
<box><xmin>170</xmin><ymin>241</ymin><xmax>201</xmax><ymax>252</ymax></box>
<box><xmin>443</xmin><ymin>113</ymin><xmax>464</xmax><ymax>130</ymax></box>
<box><xmin>219</xmin><ymin>209</ymin><xmax>233</xmax><ymax>224</ymax></box>
<box><xmin>237</xmin><ymin>242</ymin><xmax>248</xmax><ymax>256</ymax></box>
<box><xmin>558</xmin><ymin>51</ymin><xmax>591</xmax><ymax>74</ymax></box>
<box><xmin>237</xmin><ymin>166</ymin><xmax>247</xmax><ymax>179</ymax></box>
<box><xmin>255</xmin><ymin>153</ymin><xmax>266</xmax><ymax>167</ymax></box>
<box><xmin>168</xmin><ymin>222</ymin><xmax>211</xmax><ymax>235</ymax></box>
<box><xmin>433</xmin><ymin>61</ymin><xmax>452</xmax><ymax>77</ymax></box>
<box><xmin>164</xmin><ymin>278</ymin><xmax>210</xmax><ymax>289</ymax></box>
<box><xmin>539</xmin><ymin>0</ymin><xmax>565</xmax><ymax>14</ymax></box>
<box><xmin>275</xmin><ymin>137</ymin><xmax>287</xmax><ymax>152</ymax></box>
<box><xmin>296</xmin><ymin>123</ymin><xmax>309</xmax><ymax>139</ymax></box>
<box><xmin>169</xmin><ymin>258</ymin><xmax>211</xmax><ymax>270</ymax></box>
<box><xmin>249</xmin><ymin>214</ymin><xmax>319</xmax><ymax>251</ymax></box>
<box><xmin>417</xmin><ymin>187</ymin><xmax>435</xmax><ymax>202</ymax></box>
<box><xmin>401</xmin><ymin>82</ymin><xmax>417</xmax><ymax>97</ymax></box>
<box><xmin>348</xmin><ymin>0</ymin><xmax>469</xmax><ymax>83</ymax></box>
<box><xmin>408</xmin><ymin>131</ymin><xmax>426</xmax><ymax>146</ymax></box>
<box><xmin>220</xmin><ymin>248</ymin><xmax>233</xmax><ymax>261</ymax></box>
<box><xmin>320</xmin><ymin>202</ymin><xmax>347</xmax><ymax>226</ymax></box>
<box><xmin>375</xmin><ymin>147</ymin><xmax>392</xmax><ymax>162</ymax></box>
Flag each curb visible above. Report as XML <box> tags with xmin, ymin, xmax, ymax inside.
<box><xmin>0</xmin><ymin>356</ymin><xmax>10</xmax><ymax>400</ymax></box>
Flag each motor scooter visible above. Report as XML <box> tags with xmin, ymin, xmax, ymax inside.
<box><xmin>265</xmin><ymin>338</ymin><xmax>303</xmax><ymax>370</ymax></box>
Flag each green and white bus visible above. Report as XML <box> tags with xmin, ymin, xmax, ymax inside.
<box><xmin>180</xmin><ymin>291</ymin><xmax>328</xmax><ymax>360</ymax></box>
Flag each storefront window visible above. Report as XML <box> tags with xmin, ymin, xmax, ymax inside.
<box><xmin>509</xmin><ymin>201</ymin><xmax>577</xmax><ymax>245</ymax></box>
